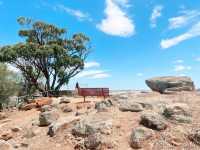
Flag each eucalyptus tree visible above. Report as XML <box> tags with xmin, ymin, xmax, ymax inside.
<box><xmin>0</xmin><ymin>17</ymin><xmax>90</xmax><ymax>95</ymax></box>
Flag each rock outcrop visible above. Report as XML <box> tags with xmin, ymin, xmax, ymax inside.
<box><xmin>146</xmin><ymin>76</ymin><xmax>195</xmax><ymax>93</ymax></box>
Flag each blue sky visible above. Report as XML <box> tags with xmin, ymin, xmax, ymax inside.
<box><xmin>0</xmin><ymin>0</ymin><xmax>200</xmax><ymax>90</ymax></box>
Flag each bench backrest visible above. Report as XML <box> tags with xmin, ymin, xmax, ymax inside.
<box><xmin>78</xmin><ymin>88</ymin><xmax>109</xmax><ymax>97</ymax></box>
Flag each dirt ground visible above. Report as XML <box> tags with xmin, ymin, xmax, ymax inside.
<box><xmin>0</xmin><ymin>91</ymin><xmax>200</xmax><ymax>150</ymax></box>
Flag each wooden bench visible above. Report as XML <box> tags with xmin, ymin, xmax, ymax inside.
<box><xmin>76</xmin><ymin>83</ymin><xmax>109</xmax><ymax>102</ymax></box>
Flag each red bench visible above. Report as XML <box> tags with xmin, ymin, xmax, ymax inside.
<box><xmin>76</xmin><ymin>83</ymin><xmax>109</xmax><ymax>102</ymax></box>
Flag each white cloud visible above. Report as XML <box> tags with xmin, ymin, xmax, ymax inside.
<box><xmin>173</xmin><ymin>59</ymin><xmax>184</xmax><ymax>64</ymax></box>
<box><xmin>168</xmin><ymin>10</ymin><xmax>200</xmax><ymax>30</ymax></box>
<box><xmin>150</xmin><ymin>5</ymin><xmax>163</xmax><ymax>28</ymax></box>
<box><xmin>97</xmin><ymin>0</ymin><xmax>135</xmax><ymax>37</ymax></box>
<box><xmin>76</xmin><ymin>70</ymin><xmax>110</xmax><ymax>79</ymax></box>
<box><xmin>174</xmin><ymin>65</ymin><xmax>191</xmax><ymax>72</ymax></box>
<box><xmin>136</xmin><ymin>73</ymin><xmax>143</xmax><ymax>77</ymax></box>
<box><xmin>196</xmin><ymin>57</ymin><xmax>200</xmax><ymax>62</ymax></box>
<box><xmin>91</xmin><ymin>73</ymin><xmax>111</xmax><ymax>79</ymax></box>
<box><xmin>114</xmin><ymin>0</ymin><xmax>131</xmax><ymax>8</ymax></box>
<box><xmin>54</xmin><ymin>4</ymin><xmax>92</xmax><ymax>21</ymax></box>
<box><xmin>179</xmin><ymin>74</ymin><xmax>186</xmax><ymax>76</ymax></box>
<box><xmin>161</xmin><ymin>21</ymin><xmax>200</xmax><ymax>49</ymax></box>
<box><xmin>84</xmin><ymin>61</ymin><xmax>100</xmax><ymax>68</ymax></box>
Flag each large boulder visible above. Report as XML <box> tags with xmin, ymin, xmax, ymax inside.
<box><xmin>140</xmin><ymin>112</ymin><xmax>167</xmax><ymax>131</ymax></box>
<box><xmin>146</xmin><ymin>76</ymin><xmax>195</xmax><ymax>93</ymax></box>
<box><xmin>39</xmin><ymin>110</ymin><xmax>59</xmax><ymax>126</ymax></box>
<box><xmin>163</xmin><ymin>103</ymin><xmax>192</xmax><ymax>123</ymax></box>
<box><xmin>130</xmin><ymin>127</ymin><xmax>154</xmax><ymax>149</ymax></box>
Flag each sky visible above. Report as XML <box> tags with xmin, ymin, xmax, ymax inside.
<box><xmin>0</xmin><ymin>0</ymin><xmax>200</xmax><ymax>90</ymax></box>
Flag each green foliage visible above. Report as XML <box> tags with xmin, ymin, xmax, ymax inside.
<box><xmin>0</xmin><ymin>17</ymin><xmax>90</xmax><ymax>94</ymax></box>
<box><xmin>0</xmin><ymin>64</ymin><xmax>20</xmax><ymax>108</ymax></box>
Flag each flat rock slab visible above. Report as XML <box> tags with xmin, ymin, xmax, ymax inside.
<box><xmin>146</xmin><ymin>76</ymin><xmax>195</xmax><ymax>93</ymax></box>
<box><xmin>119</xmin><ymin>102</ymin><xmax>143</xmax><ymax>112</ymax></box>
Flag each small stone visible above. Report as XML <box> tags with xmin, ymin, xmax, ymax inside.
<box><xmin>61</xmin><ymin>106</ymin><xmax>73</xmax><ymax>113</ymax></box>
<box><xmin>0</xmin><ymin>131</ymin><xmax>13</xmax><ymax>141</ymax></box>
<box><xmin>130</xmin><ymin>127</ymin><xmax>154</xmax><ymax>149</ymax></box>
<box><xmin>23</xmin><ymin>128</ymin><xmax>36</xmax><ymax>139</ymax></box>
<box><xmin>39</xmin><ymin>110</ymin><xmax>59</xmax><ymax>126</ymax></box>
<box><xmin>21</xmin><ymin>142</ymin><xmax>29</xmax><ymax>147</ymax></box>
<box><xmin>98</xmin><ymin>120</ymin><xmax>112</xmax><ymax>135</ymax></box>
<box><xmin>0</xmin><ymin>113</ymin><xmax>7</xmax><ymax>120</ymax></box>
<box><xmin>84</xmin><ymin>133</ymin><xmax>102</xmax><ymax>149</ymax></box>
<box><xmin>138</xmin><ymin>102</ymin><xmax>154</xmax><ymax>110</ymax></box>
<box><xmin>11</xmin><ymin>126</ymin><xmax>21</xmax><ymax>132</ymax></box>
<box><xmin>59</xmin><ymin>98</ymin><xmax>71</xmax><ymax>104</ymax></box>
<box><xmin>40</xmin><ymin>105</ymin><xmax>52</xmax><ymax>112</ymax></box>
<box><xmin>75</xmin><ymin>112</ymin><xmax>82</xmax><ymax>116</ymax></box>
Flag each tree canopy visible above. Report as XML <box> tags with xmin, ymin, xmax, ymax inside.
<box><xmin>0</xmin><ymin>17</ymin><xmax>90</xmax><ymax>95</ymax></box>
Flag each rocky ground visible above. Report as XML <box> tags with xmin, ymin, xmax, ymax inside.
<box><xmin>0</xmin><ymin>91</ymin><xmax>200</xmax><ymax>150</ymax></box>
